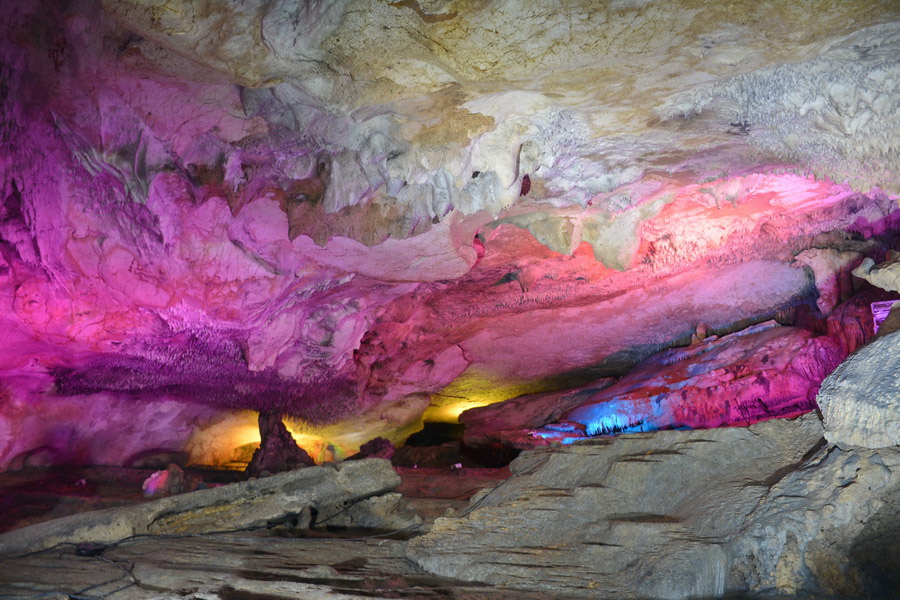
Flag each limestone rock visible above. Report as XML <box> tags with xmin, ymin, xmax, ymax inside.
<box><xmin>817</xmin><ymin>329</ymin><xmax>900</xmax><ymax>449</ymax></box>
<box><xmin>408</xmin><ymin>415</ymin><xmax>825</xmax><ymax>599</ymax></box>
<box><xmin>459</xmin><ymin>380</ymin><xmax>613</xmax><ymax>450</ymax></box>
<box><xmin>825</xmin><ymin>289</ymin><xmax>881</xmax><ymax>356</ymax></box>
<box><xmin>315</xmin><ymin>492</ymin><xmax>422</xmax><ymax>533</ymax></box>
<box><xmin>0</xmin><ymin>530</ymin><xmax>571</xmax><ymax>600</ymax></box>
<box><xmin>142</xmin><ymin>463</ymin><xmax>198</xmax><ymax>498</ymax></box>
<box><xmin>246</xmin><ymin>412</ymin><xmax>316</xmax><ymax>477</ymax></box>
<box><xmin>793</xmin><ymin>248</ymin><xmax>863</xmax><ymax>315</ymax></box>
<box><xmin>729</xmin><ymin>445</ymin><xmax>900</xmax><ymax>597</ymax></box>
<box><xmin>0</xmin><ymin>459</ymin><xmax>399</xmax><ymax>556</ymax></box>
<box><xmin>347</xmin><ymin>437</ymin><xmax>395</xmax><ymax>461</ymax></box>
<box><xmin>538</xmin><ymin>323</ymin><xmax>844</xmax><ymax>441</ymax></box>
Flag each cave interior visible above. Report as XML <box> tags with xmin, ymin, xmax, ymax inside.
<box><xmin>0</xmin><ymin>1</ymin><xmax>898</xmax><ymax>599</ymax></box>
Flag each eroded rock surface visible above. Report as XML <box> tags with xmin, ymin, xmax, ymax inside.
<box><xmin>0</xmin><ymin>0</ymin><xmax>898</xmax><ymax>471</ymax></box>
<box><xmin>0</xmin><ymin>459</ymin><xmax>399</xmax><ymax>556</ymax></box>
<box><xmin>408</xmin><ymin>415</ymin><xmax>825</xmax><ymax>598</ymax></box>
<box><xmin>817</xmin><ymin>329</ymin><xmax>900</xmax><ymax>449</ymax></box>
<box><xmin>459</xmin><ymin>379</ymin><xmax>613</xmax><ymax>449</ymax></box>
<box><xmin>541</xmin><ymin>322</ymin><xmax>843</xmax><ymax>440</ymax></box>
<box><xmin>245</xmin><ymin>412</ymin><xmax>315</xmax><ymax>477</ymax></box>
<box><xmin>729</xmin><ymin>445</ymin><xmax>900</xmax><ymax>597</ymax></box>
<box><xmin>0</xmin><ymin>531</ymin><xmax>571</xmax><ymax>600</ymax></box>
<box><xmin>408</xmin><ymin>415</ymin><xmax>899</xmax><ymax>599</ymax></box>
<box><xmin>853</xmin><ymin>253</ymin><xmax>900</xmax><ymax>293</ymax></box>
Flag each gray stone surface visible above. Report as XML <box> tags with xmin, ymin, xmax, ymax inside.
<box><xmin>410</xmin><ymin>413</ymin><xmax>899</xmax><ymax>599</ymax></box>
<box><xmin>817</xmin><ymin>329</ymin><xmax>900</xmax><ymax>449</ymax></box>
<box><xmin>0</xmin><ymin>459</ymin><xmax>399</xmax><ymax>556</ymax></box>
<box><xmin>729</xmin><ymin>444</ymin><xmax>900</xmax><ymax>598</ymax></box>
<box><xmin>317</xmin><ymin>492</ymin><xmax>423</xmax><ymax>532</ymax></box>
<box><xmin>408</xmin><ymin>415</ymin><xmax>826</xmax><ymax>599</ymax></box>
<box><xmin>0</xmin><ymin>530</ymin><xmax>570</xmax><ymax>599</ymax></box>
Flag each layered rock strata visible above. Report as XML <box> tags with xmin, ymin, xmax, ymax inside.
<box><xmin>0</xmin><ymin>458</ymin><xmax>400</xmax><ymax>556</ymax></box>
<box><xmin>408</xmin><ymin>415</ymin><xmax>899</xmax><ymax>599</ymax></box>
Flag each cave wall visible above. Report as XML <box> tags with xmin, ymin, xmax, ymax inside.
<box><xmin>0</xmin><ymin>0</ymin><xmax>897</xmax><ymax>468</ymax></box>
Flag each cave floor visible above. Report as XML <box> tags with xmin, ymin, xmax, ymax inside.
<box><xmin>0</xmin><ymin>464</ymin><xmax>508</xmax><ymax>534</ymax></box>
<box><xmin>0</xmin><ymin>464</ymin><xmax>542</xmax><ymax>599</ymax></box>
<box><xmin>0</xmin><ymin>465</ymin><xmax>815</xmax><ymax>599</ymax></box>
<box><xmin>0</xmin><ymin>466</ymin><xmax>242</xmax><ymax>534</ymax></box>
<box><xmin>0</xmin><ymin>529</ymin><xmax>578</xmax><ymax>600</ymax></box>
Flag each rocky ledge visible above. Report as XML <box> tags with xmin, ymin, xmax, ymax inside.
<box><xmin>407</xmin><ymin>413</ymin><xmax>899</xmax><ymax>599</ymax></box>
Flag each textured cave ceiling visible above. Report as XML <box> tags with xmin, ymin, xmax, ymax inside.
<box><xmin>0</xmin><ymin>0</ymin><xmax>897</xmax><ymax>465</ymax></box>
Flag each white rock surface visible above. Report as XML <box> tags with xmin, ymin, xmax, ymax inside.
<box><xmin>817</xmin><ymin>329</ymin><xmax>900</xmax><ymax>449</ymax></box>
<box><xmin>793</xmin><ymin>248</ymin><xmax>863</xmax><ymax>315</ymax></box>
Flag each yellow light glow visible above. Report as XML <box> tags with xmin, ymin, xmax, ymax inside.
<box><xmin>423</xmin><ymin>366</ymin><xmax>550</xmax><ymax>423</ymax></box>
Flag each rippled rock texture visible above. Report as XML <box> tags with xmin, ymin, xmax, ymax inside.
<box><xmin>0</xmin><ymin>458</ymin><xmax>401</xmax><ymax>556</ymax></box>
<box><xmin>409</xmin><ymin>415</ymin><xmax>899</xmax><ymax>599</ymax></box>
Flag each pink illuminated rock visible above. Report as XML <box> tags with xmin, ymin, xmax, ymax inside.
<box><xmin>460</xmin><ymin>380</ymin><xmax>614</xmax><ymax>450</ymax></box>
<box><xmin>793</xmin><ymin>248</ymin><xmax>864</xmax><ymax>315</ymax></box>
<box><xmin>533</xmin><ymin>322</ymin><xmax>845</xmax><ymax>441</ymax></box>
<box><xmin>0</xmin><ymin>0</ymin><xmax>898</xmax><ymax>474</ymax></box>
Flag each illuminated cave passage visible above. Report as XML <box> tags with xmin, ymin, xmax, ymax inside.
<box><xmin>0</xmin><ymin>1</ymin><xmax>898</xmax><ymax>599</ymax></box>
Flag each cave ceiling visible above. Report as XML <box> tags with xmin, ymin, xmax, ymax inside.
<box><xmin>0</xmin><ymin>0</ymin><xmax>898</xmax><ymax>462</ymax></box>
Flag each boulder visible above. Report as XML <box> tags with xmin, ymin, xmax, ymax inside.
<box><xmin>347</xmin><ymin>437</ymin><xmax>395</xmax><ymax>461</ymax></box>
<box><xmin>0</xmin><ymin>459</ymin><xmax>400</xmax><ymax>556</ymax></box>
<box><xmin>729</xmin><ymin>444</ymin><xmax>900</xmax><ymax>598</ymax></box>
<box><xmin>315</xmin><ymin>492</ymin><xmax>422</xmax><ymax>532</ymax></box>
<box><xmin>408</xmin><ymin>415</ymin><xmax>825</xmax><ymax>599</ymax></box>
<box><xmin>852</xmin><ymin>252</ymin><xmax>900</xmax><ymax>293</ymax></box>
<box><xmin>816</xmin><ymin>329</ymin><xmax>900</xmax><ymax>449</ymax></box>
<box><xmin>142</xmin><ymin>463</ymin><xmax>199</xmax><ymax>498</ymax></box>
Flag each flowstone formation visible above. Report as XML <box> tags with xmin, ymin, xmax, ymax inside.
<box><xmin>0</xmin><ymin>0</ymin><xmax>898</xmax><ymax>472</ymax></box>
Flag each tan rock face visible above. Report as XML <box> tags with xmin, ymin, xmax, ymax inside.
<box><xmin>106</xmin><ymin>0</ymin><xmax>900</xmax><ymax>215</ymax></box>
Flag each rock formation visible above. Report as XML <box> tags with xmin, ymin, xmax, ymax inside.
<box><xmin>0</xmin><ymin>1</ymin><xmax>898</xmax><ymax>596</ymax></box>
<box><xmin>245</xmin><ymin>412</ymin><xmax>316</xmax><ymax>477</ymax></box>
<box><xmin>534</xmin><ymin>322</ymin><xmax>843</xmax><ymax>441</ymax></box>
<box><xmin>459</xmin><ymin>379</ymin><xmax>614</xmax><ymax>450</ymax></box>
<box><xmin>409</xmin><ymin>414</ymin><xmax>899</xmax><ymax>599</ymax></box>
<box><xmin>817</xmin><ymin>329</ymin><xmax>900</xmax><ymax>450</ymax></box>
<box><xmin>0</xmin><ymin>458</ymin><xmax>401</xmax><ymax>556</ymax></box>
<box><xmin>853</xmin><ymin>253</ymin><xmax>900</xmax><ymax>294</ymax></box>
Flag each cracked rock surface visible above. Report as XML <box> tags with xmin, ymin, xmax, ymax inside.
<box><xmin>407</xmin><ymin>414</ymin><xmax>899</xmax><ymax>599</ymax></box>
